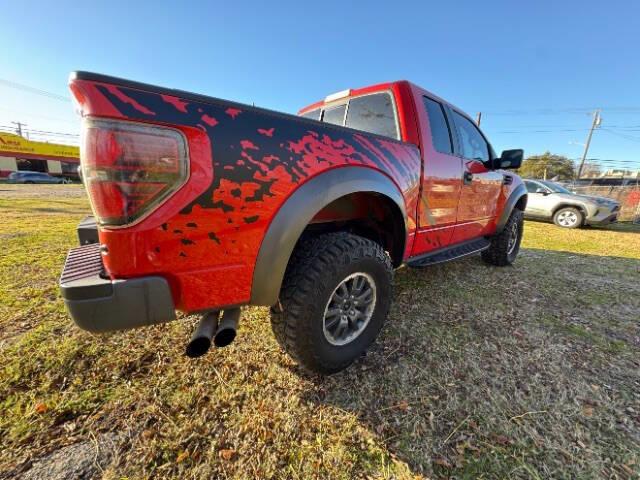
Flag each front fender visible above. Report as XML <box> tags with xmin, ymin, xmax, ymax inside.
<box><xmin>496</xmin><ymin>183</ymin><xmax>527</xmax><ymax>233</ymax></box>
<box><xmin>250</xmin><ymin>166</ymin><xmax>407</xmax><ymax>306</ymax></box>
<box><xmin>557</xmin><ymin>200</ymin><xmax>597</xmax><ymax>218</ymax></box>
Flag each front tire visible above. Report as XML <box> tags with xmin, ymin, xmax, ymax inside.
<box><xmin>270</xmin><ymin>232</ymin><xmax>393</xmax><ymax>374</ymax></box>
<box><xmin>482</xmin><ymin>208</ymin><xmax>524</xmax><ymax>266</ymax></box>
<box><xmin>553</xmin><ymin>207</ymin><xmax>583</xmax><ymax>228</ymax></box>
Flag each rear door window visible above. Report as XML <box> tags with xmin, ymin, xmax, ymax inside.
<box><xmin>452</xmin><ymin>111</ymin><xmax>489</xmax><ymax>162</ymax></box>
<box><xmin>423</xmin><ymin>97</ymin><xmax>453</xmax><ymax>154</ymax></box>
<box><xmin>322</xmin><ymin>104</ymin><xmax>347</xmax><ymax>126</ymax></box>
<box><xmin>345</xmin><ymin>92</ymin><xmax>398</xmax><ymax>139</ymax></box>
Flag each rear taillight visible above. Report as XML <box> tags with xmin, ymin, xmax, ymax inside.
<box><xmin>81</xmin><ymin>119</ymin><xmax>188</xmax><ymax>227</ymax></box>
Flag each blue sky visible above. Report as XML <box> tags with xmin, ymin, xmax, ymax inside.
<box><xmin>1</xmin><ymin>0</ymin><xmax>639</xmax><ymax>172</ymax></box>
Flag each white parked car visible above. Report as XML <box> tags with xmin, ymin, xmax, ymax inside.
<box><xmin>523</xmin><ymin>179</ymin><xmax>620</xmax><ymax>228</ymax></box>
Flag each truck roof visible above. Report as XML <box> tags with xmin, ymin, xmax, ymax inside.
<box><xmin>298</xmin><ymin>81</ymin><xmax>400</xmax><ymax>115</ymax></box>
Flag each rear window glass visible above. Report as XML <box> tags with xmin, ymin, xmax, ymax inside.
<box><xmin>423</xmin><ymin>97</ymin><xmax>453</xmax><ymax>154</ymax></box>
<box><xmin>345</xmin><ymin>93</ymin><xmax>398</xmax><ymax>139</ymax></box>
<box><xmin>300</xmin><ymin>109</ymin><xmax>320</xmax><ymax>120</ymax></box>
<box><xmin>322</xmin><ymin>104</ymin><xmax>346</xmax><ymax>126</ymax></box>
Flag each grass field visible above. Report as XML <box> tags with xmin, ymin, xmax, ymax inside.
<box><xmin>1</xmin><ymin>184</ymin><xmax>639</xmax><ymax>479</ymax></box>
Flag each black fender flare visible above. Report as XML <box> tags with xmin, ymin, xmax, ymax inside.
<box><xmin>496</xmin><ymin>183</ymin><xmax>527</xmax><ymax>233</ymax></box>
<box><xmin>250</xmin><ymin>166</ymin><xmax>407</xmax><ymax>306</ymax></box>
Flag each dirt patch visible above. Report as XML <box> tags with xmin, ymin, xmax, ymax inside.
<box><xmin>2</xmin><ymin>433</ymin><xmax>120</xmax><ymax>480</ymax></box>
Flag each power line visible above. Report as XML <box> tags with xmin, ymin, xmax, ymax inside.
<box><xmin>520</xmin><ymin>158</ymin><xmax>640</xmax><ymax>167</ymax></box>
<box><xmin>0</xmin><ymin>126</ymin><xmax>78</xmax><ymax>138</ymax></box>
<box><xmin>494</xmin><ymin>126</ymin><xmax>640</xmax><ymax>133</ymax></box>
<box><xmin>10</xmin><ymin>121</ymin><xmax>26</xmax><ymax>137</ymax></box>
<box><xmin>486</xmin><ymin>123</ymin><xmax>640</xmax><ymax>129</ymax></box>
<box><xmin>524</xmin><ymin>158</ymin><xmax>640</xmax><ymax>164</ymax></box>
<box><xmin>496</xmin><ymin>128</ymin><xmax>592</xmax><ymax>133</ymax></box>
<box><xmin>0</xmin><ymin>78</ymin><xmax>70</xmax><ymax>102</ymax></box>
<box><xmin>484</xmin><ymin>107</ymin><xmax>640</xmax><ymax>116</ymax></box>
<box><xmin>0</xmin><ymin>106</ymin><xmax>78</xmax><ymax>125</ymax></box>
<box><xmin>0</xmin><ymin>124</ymin><xmax>78</xmax><ymax>136</ymax></box>
<box><xmin>600</xmin><ymin>128</ymin><xmax>640</xmax><ymax>143</ymax></box>
<box><xmin>0</xmin><ymin>125</ymin><xmax>79</xmax><ymax>146</ymax></box>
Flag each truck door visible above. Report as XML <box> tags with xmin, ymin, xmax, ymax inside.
<box><xmin>410</xmin><ymin>95</ymin><xmax>463</xmax><ymax>256</ymax></box>
<box><xmin>449</xmin><ymin>109</ymin><xmax>503</xmax><ymax>243</ymax></box>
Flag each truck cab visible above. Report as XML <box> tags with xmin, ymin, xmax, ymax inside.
<box><xmin>298</xmin><ymin>81</ymin><xmax>525</xmax><ymax>260</ymax></box>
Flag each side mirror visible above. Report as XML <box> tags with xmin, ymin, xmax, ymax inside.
<box><xmin>492</xmin><ymin>149</ymin><xmax>523</xmax><ymax>170</ymax></box>
<box><xmin>535</xmin><ymin>187</ymin><xmax>548</xmax><ymax>195</ymax></box>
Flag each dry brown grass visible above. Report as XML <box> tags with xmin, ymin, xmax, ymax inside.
<box><xmin>1</xmin><ymin>185</ymin><xmax>639</xmax><ymax>479</ymax></box>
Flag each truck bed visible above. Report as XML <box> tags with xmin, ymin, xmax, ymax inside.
<box><xmin>69</xmin><ymin>72</ymin><xmax>422</xmax><ymax>311</ymax></box>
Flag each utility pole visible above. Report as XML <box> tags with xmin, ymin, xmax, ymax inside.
<box><xmin>576</xmin><ymin>110</ymin><xmax>601</xmax><ymax>179</ymax></box>
<box><xmin>11</xmin><ymin>121</ymin><xmax>27</xmax><ymax>137</ymax></box>
<box><xmin>475</xmin><ymin>112</ymin><xmax>482</xmax><ymax>127</ymax></box>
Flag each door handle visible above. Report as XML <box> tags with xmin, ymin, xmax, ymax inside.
<box><xmin>463</xmin><ymin>171</ymin><xmax>473</xmax><ymax>185</ymax></box>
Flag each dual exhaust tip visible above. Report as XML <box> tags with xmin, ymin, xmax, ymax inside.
<box><xmin>185</xmin><ymin>308</ymin><xmax>240</xmax><ymax>358</ymax></box>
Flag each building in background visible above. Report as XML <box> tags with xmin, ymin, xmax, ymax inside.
<box><xmin>0</xmin><ymin>132</ymin><xmax>79</xmax><ymax>179</ymax></box>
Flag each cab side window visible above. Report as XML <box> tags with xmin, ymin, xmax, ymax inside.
<box><xmin>423</xmin><ymin>96</ymin><xmax>453</xmax><ymax>154</ymax></box>
<box><xmin>322</xmin><ymin>104</ymin><xmax>347</xmax><ymax>126</ymax></box>
<box><xmin>452</xmin><ymin>111</ymin><xmax>489</xmax><ymax>161</ymax></box>
<box><xmin>314</xmin><ymin>92</ymin><xmax>400</xmax><ymax>140</ymax></box>
<box><xmin>301</xmin><ymin>109</ymin><xmax>320</xmax><ymax>120</ymax></box>
<box><xmin>345</xmin><ymin>92</ymin><xmax>399</xmax><ymax>139</ymax></box>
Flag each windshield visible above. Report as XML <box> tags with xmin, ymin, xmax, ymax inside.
<box><xmin>538</xmin><ymin>180</ymin><xmax>571</xmax><ymax>194</ymax></box>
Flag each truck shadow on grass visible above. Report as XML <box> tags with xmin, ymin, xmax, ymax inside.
<box><xmin>297</xmin><ymin>249</ymin><xmax>640</xmax><ymax>479</ymax></box>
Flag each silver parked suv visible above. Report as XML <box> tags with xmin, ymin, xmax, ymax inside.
<box><xmin>523</xmin><ymin>179</ymin><xmax>620</xmax><ymax>228</ymax></box>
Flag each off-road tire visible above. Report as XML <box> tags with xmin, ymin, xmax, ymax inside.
<box><xmin>553</xmin><ymin>206</ymin><xmax>583</xmax><ymax>229</ymax></box>
<box><xmin>482</xmin><ymin>208</ymin><xmax>524</xmax><ymax>266</ymax></box>
<box><xmin>270</xmin><ymin>232</ymin><xmax>393</xmax><ymax>374</ymax></box>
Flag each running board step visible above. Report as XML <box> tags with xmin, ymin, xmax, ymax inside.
<box><xmin>407</xmin><ymin>237</ymin><xmax>491</xmax><ymax>268</ymax></box>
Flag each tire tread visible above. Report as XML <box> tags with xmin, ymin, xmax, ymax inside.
<box><xmin>271</xmin><ymin>232</ymin><xmax>392</xmax><ymax>373</ymax></box>
<box><xmin>482</xmin><ymin>209</ymin><xmax>523</xmax><ymax>266</ymax></box>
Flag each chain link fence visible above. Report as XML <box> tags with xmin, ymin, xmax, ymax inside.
<box><xmin>570</xmin><ymin>185</ymin><xmax>640</xmax><ymax>223</ymax></box>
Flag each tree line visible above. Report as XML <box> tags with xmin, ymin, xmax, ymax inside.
<box><xmin>514</xmin><ymin>152</ymin><xmax>601</xmax><ymax>180</ymax></box>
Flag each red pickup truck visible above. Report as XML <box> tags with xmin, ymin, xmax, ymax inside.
<box><xmin>60</xmin><ymin>72</ymin><xmax>526</xmax><ymax>373</ymax></box>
